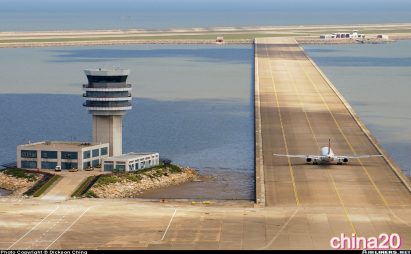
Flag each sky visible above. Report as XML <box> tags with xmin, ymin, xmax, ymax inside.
<box><xmin>2</xmin><ymin>0</ymin><xmax>411</xmax><ymax>12</ymax></box>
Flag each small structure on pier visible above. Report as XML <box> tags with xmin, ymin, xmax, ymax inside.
<box><xmin>216</xmin><ymin>36</ymin><xmax>224</xmax><ymax>44</ymax></box>
<box><xmin>377</xmin><ymin>34</ymin><xmax>389</xmax><ymax>40</ymax></box>
<box><xmin>320</xmin><ymin>30</ymin><xmax>365</xmax><ymax>40</ymax></box>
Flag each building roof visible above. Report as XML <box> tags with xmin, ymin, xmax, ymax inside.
<box><xmin>104</xmin><ymin>152</ymin><xmax>159</xmax><ymax>161</ymax></box>
<box><xmin>84</xmin><ymin>68</ymin><xmax>130</xmax><ymax>76</ymax></box>
<box><xmin>18</xmin><ymin>141</ymin><xmax>108</xmax><ymax>150</ymax></box>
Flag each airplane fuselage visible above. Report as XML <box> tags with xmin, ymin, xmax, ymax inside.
<box><xmin>273</xmin><ymin>139</ymin><xmax>382</xmax><ymax>165</ymax></box>
<box><xmin>319</xmin><ymin>147</ymin><xmax>334</xmax><ymax>162</ymax></box>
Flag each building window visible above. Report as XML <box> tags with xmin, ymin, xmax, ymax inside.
<box><xmin>21</xmin><ymin>150</ymin><xmax>37</xmax><ymax>158</ymax></box>
<box><xmin>87</xmin><ymin>75</ymin><xmax>127</xmax><ymax>83</ymax></box>
<box><xmin>92</xmin><ymin>159</ymin><xmax>100</xmax><ymax>167</ymax></box>
<box><xmin>83</xmin><ymin>150</ymin><xmax>91</xmax><ymax>159</ymax></box>
<box><xmin>116</xmin><ymin>164</ymin><xmax>125</xmax><ymax>171</ymax></box>
<box><xmin>62</xmin><ymin>162</ymin><xmax>77</xmax><ymax>170</ymax></box>
<box><xmin>92</xmin><ymin>149</ymin><xmax>99</xmax><ymax>157</ymax></box>
<box><xmin>104</xmin><ymin>163</ymin><xmax>113</xmax><ymax>172</ymax></box>
<box><xmin>21</xmin><ymin>160</ymin><xmax>37</xmax><ymax>169</ymax></box>
<box><xmin>61</xmin><ymin>151</ymin><xmax>78</xmax><ymax>160</ymax></box>
<box><xmin>83</xmin><ymin>161</ymin><xmax>91</xmax><ymax>169</ymax></box>
<box><xmin>41</xmin><ymin>151</ymin><xmax>57</xmax><ymax>159</ymax></box>
<box><xmin>41</xmin><ymin>161</ymin><xmax>57</xmax><ymax>169</ymax></box>
<box><xmin>101</xmin><ymin>147</ymin><xmax>108</xmax><ymax>156</ymax></box>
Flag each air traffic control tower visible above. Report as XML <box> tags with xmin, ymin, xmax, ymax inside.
<box><xmin>83</xmin><ymin>68</ymin><xmax>132</xmax><ymax>156</ymax></box>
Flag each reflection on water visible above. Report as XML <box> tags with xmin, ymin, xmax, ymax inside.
<box><xmin>304</xmin><ymin>40</ymin><xmax>411</xmax><ymax>176</ymax></box>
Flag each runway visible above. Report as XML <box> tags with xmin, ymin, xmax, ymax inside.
<box><xmin>255</xmin><ymin>37</ymin><xmax>411</xmax><ymax>246</ymax></box>
<box><xmin>0</xmin><ymin>37</ymin><xmax>411</xmax><ymax>250</ymax></box>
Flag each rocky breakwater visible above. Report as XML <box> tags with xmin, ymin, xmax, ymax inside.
<box><xmin>0</xmin><ymin>168</ymin><xmax>40</xmax><ymax>195</ymax></box>
<box><xmin>87</xmin><ymin>164</ymin><xmax>199</xmax><ymax>198</ymax></box>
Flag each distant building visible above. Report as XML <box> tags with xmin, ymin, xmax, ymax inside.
<box><xmin>320</xmin><ymin>34</ymin><xmax>335</xmax><ymax>39</ymax></box>
<box><xmin>102</xmin><ymin>152</ymin><xmax>160</xmax><ymax>172</ymax></box>
<box><xmin>377</xmin><ymin>34</ymin><xmax>389</xmax><ymax>40</ymax></box>
<box><xmin>320</xmin><ymin>31</ymin><xmax>364</xmax><ymax>40</ymax></box>
<box><xmin>17</xmin><ymin>141</ymin><xmax>109</xmax><ymax>170</ymax></box>
<box><xmin>216</xmin><ymin>36</ymin><xmax>224</xmax><ymax>44</ymax></box>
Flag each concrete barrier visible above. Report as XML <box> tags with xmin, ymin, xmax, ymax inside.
<box><xmin>254</xmin><ymin>39</ymin><xmax>265</xmax><ymax>207</ymax></box>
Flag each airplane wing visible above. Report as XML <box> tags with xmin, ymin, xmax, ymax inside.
<box><xmin>273</xmin><ymin>154</ymin><xmax>318</xmax><ymax>159</ymax></box>
<box><xmin>336</xmin><ymin>155</ymin><xmax>383</xmax><ymax>159</ymax></box>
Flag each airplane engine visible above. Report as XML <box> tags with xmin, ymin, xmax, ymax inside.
<box><xmin>306</xmin><ymin>158</ymin><xmax>312</xmax><ymax>163</ymax></box>
<box><xmin>343</xmin><ymin>158</ymin><xmax>348</xmax><ymax>163</ymax></box>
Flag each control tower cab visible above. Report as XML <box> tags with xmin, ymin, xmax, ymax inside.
<box><xmin>83</xmin><ymin>68</ymin><xmax>132</xmax><ymax>156</ymax></box>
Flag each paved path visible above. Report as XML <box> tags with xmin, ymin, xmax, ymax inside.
<box><xmin>41</xmin><ymin>171</ymin><xmax>97</xmax><ymax>201</ymax></box>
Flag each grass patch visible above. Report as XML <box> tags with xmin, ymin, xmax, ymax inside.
<box><xmin>151</xmin><ymin>163</ymin><xmax>182</xmax><ymax>173</ymax></box>
<box><xmin>93</xmin><ymin>174</ymin><xmax>122</xmax><ymax>187</ymax></box>
<box><xmin>23</xmin><ymin>174</ymin><xmax>60</xmax><ymax>197</ymax></box>
<box><xmin>84</xmin><ymin>190</ymin><xmax>98</xmax><ymax>198</ymax></box>
<box><xmin>124</xmin><ymin>173</ymin><xmax>143</xmax><ymax>182</ymax></box>
<box><xmin>92</xmin><ymin>163</ymin><xmax>184</xmax><ymax>188</ymax></box>
<box><xmin>31</xmin><ymin>175</ymin><xmax>61</xmax><ymax>197</ymax></box>
<box><xmin>71</xmin><ymin>175</ymin><xmax>100</xmax><ymax>197</ymax></box>
<box><xmin>3</xmin><ymin>168</ymin><xmax>38</xmax><ymax>181</ymax></box>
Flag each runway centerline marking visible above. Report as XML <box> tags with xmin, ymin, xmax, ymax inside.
<box><xmin>7</xmin><ymin>205</ymin><xmax>60</xmax><ymax>250</ymax></box>
<box><xmin>298</xmin><ymin>57</ymin><xmax>391</xmax><ymax>206</ymax></box>
<box><xmin>264</xmin><ymin>44</ymin><xmax>300</xmax><ymax>206</ymax></box>
<box><xmin>284</xmin><ymin>53</ymin><xmax>357</xmax><ymax>234</ymax></box>
<box><xmin>161</xmin><ymin>208</ymin><xmax>177</xmax><ymax>241</ymax></box>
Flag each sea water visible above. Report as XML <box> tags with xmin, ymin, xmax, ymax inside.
<box><xmin>0</xmin><ymin>44</ymin><xmax>255</xmax><ymax>199</ymax></box>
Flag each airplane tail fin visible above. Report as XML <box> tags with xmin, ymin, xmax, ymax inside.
<box><xmin>328</xmin><ymin>139</ymin><xmax>331</xmax><ymax>155</ymax></box>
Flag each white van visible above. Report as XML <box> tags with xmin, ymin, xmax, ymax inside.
<box><xmin>55</xmin><ymin>165</ymin><xmax>61</xmax><ymax>171</ymax></box>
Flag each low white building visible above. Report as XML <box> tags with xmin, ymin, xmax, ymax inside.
<box><xmin>216</xmin><ymin>36</ymin><xmax>224</xmax><ymax>44</ymax></box>
<box><xmin>320</xmin><ymin>31</ymin><xmax>365</xmax><ymax>40</ymax></box>
<box><xmin>102</xmin><ymin>152</ymin><xmax>160</xmax><ymax>172</ymax></box>
<box><xmin>320</xmin><ymin>34</ymin><xmax>335</xmax><ymax>39</ymax></box>
<box><xmin>17</xmin><ymin>141</ymin><xmax>109</xmax><ymax>170</ymax></box>
<box><xmin>377</xmin><ymin>34</ymin><xmax>389</xmax><ymax>40</ymax></box>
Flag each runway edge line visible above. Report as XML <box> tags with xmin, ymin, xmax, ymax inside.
<box><xmin>301</xmin><ymin>46</ymin><xmax>411</xmax><ymax>193</ymax></box>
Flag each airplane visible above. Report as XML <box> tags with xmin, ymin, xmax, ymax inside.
<box><xmin>273</xmin><ymin>139</ymin><xmax>383</xmax><ymax>165</ymax></box>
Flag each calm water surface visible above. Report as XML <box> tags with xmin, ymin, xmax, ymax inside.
<box><xmin>0</xmin><ymin>44</ymin><xmax>255</xmax><ymax>200</ymax></box>
<box><xmin>1</xmin><ymin>40</ymin><xmax>411</xmax><ymax>200</ymax></box>
<box><xmin>1</xmin><ymin>0</ymin><xmax>411</xmax><ymax>31</ymax></box>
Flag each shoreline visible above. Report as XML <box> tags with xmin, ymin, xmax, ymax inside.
<box><xmin>86</xmin><ymin>165</ymin><xmax>199</xmax><ymax>199</ymax></box>
<box><xmin>0</xmin><ymin>23</ymin><xmax>410</xmax><ymax>48</ymax></box>
<box><xmin>2</xmin><ymin>36</ymin><xmax>410</xmax><ymax>49</ymax></box>
<box><xmin>0</xmin><ymin>170</ymin><xmax>40</xmax><ymax>196</ymax></box>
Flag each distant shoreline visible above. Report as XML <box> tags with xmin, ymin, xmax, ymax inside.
<box><xmin>0</xmin><ymin>23</ymin><xmax>410</xmax><ymax>48</ymax></box>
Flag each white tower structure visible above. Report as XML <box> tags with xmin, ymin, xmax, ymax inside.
<box><xmin>83</xmin><ymin>68</ymin><xmax>132</xmax><ymax>156</ymax></box>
